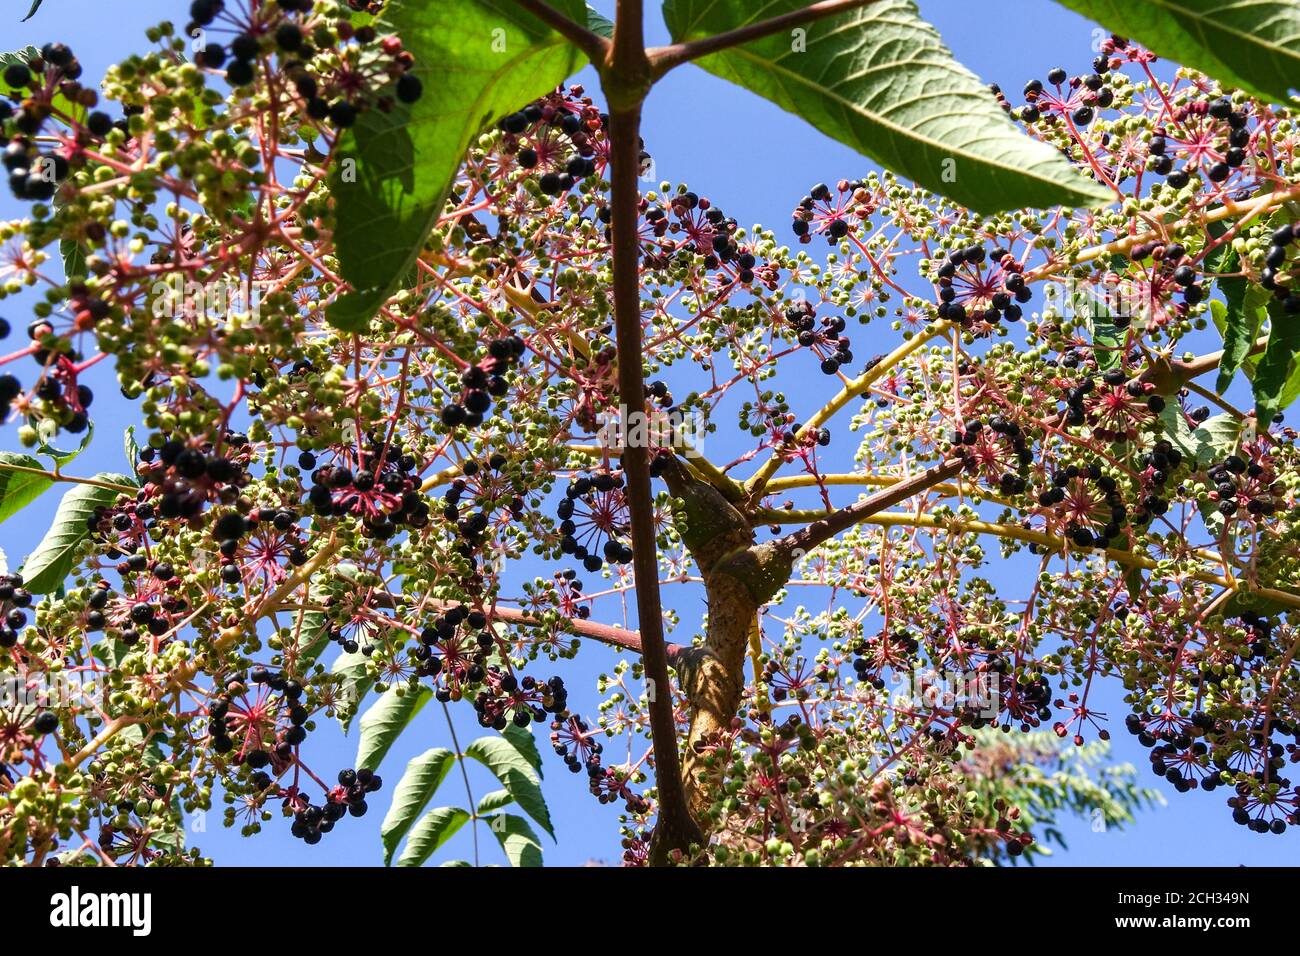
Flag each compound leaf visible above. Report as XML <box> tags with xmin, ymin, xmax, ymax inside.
<box><xmin>465</xmin><ymin>732</ymin><xmax>553</xmax><ymax>839</ymax></box>
<box><xmin>395</xmin><ymin>806</ymin><xmax>470</xmax><ymax>867</ymax></box>
<box><xmin>381</xmin><ymin>747</ymin><xmax>457</xmax><ymax>865</ymax></box>
<box><xmin>482</xmin><ymin>812</ymin><xmax>543</xmax><ymax>867</ymax></box>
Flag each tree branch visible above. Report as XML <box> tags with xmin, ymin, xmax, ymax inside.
<box><xmin>777</xmin><ymin>458</ymin><xmax>964</xmax><ymax>555</ymax></box>
<box><xmin>510</xmin><ymin>0</ymin><xmax>610</xmax><ymax>64</ymax></box>
<box><xmin>745</xmin><ymin>321</ymin><xmax>946</xmax><ymax>497</ymax></box>
<box><xmin>832</xmin><ymin>510</ymin><xmax>1300</xmax><ymax>611</ymax></box>
<box><xmin>1025</xmin><ymin>183</ymin><xmax>1300</xmax><ymax>284</ymax></box>
<box><xmin>648</xmin><ymin>0</ymin><xmax>883</xmax><ymax>78</ymax></box>
<box><xmin>389</xmin><ymin>595</ymin><xmax>682</xmax><ymax>659</ymax></box>
<box><xmin>604</xmin><ymin>0</ymin><xmax>700</xmax><ymax>862</ymax></box>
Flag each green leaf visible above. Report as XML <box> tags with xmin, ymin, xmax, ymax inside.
<box><xmin>330</xmin><ymin>648</ymin><xmax>374</xmax><ymax>734</ymax></box>
<box><xmin>123</xmin><ymin>426</ymin><xmax>140</xmax><ymax>476</ymax></box>
<box><xmin>1211</xmin><ymin>276</ymin><xmax>1269</xmax><ymax>394</ymax></box>
<box><xmin>328</xmin><ymin>0</ymin><xmax>592</xmax><ymax>331</ymax></box>
<box><xmin>1053</xmin><ymin>0</ymin><xmax>1300</xmax><ymax>107</ymax></box>
<box><xmin>465</xmin><ymin>732</ymin><xmax>553</xmax><ymax>839</ymax></box>
<box><xmin>1253</xmin><ymin>299</ymin><xmax>1300</xmax><ymax>424</ymax></box>
<box><xmin>440</xmin><ymin>858</ymin><xmax>472</xmax><ymax>867</ymax></box>
<box><xmin>585</xmin><ymin>4</ymin><xmax>613</xmax><ymax>37</ymax></box>
<box><xmin>1159</xmin><ymin>405</ymin><xmax>1241</xmax><ymax>466</ymax></box>
<box><xmin>0</xmin><ymin>452</ymin><xmax>55</xmax><ymax>525</ymax></box>
<box><xmin>661</xmin><ymin>0</ymin><xmax>1111</xmax><ymax>214</ymax></box>
<box><xmin>1193</xmin><ymin>414</ymin><xmax>1242</xmax><ymax>462</ymax></box>
<box><xmin>482</xmin><ymin>813</ymin><xmax>543</xmax><ymax>867</ymax></box>
<box><xmin>294</xmin><ymin>595</ymin><xmax>332</xmax><ymax>670</ymax></box>
<box><xmin>380</xmin><ymin>747</ymin><xmax>456</xmax><ymax>865</ymax></box>
<box><xmin>395</xmin><ymin>806</ymin><xmax>470</xmax><ymax>867</ymax></box>
<box><xmin>37</xmin><ymin>417</ymin><xmax>93</xmax><ymax>468</ymax></box>
<box><xmin>355</xmin><ymin>684</ymin><xmax>432</xmax><ymax>771</ymax></box>
<box><xmin>119</xmin><ymin>722</ymin><xmax>168</xmax><ymax>767</ymax></box>
<box><xmin>297</xmin><ymin>561</ymin><xmax>362</xmax><ymax>669</ymax></box>
<box><xmin>22</xmin><ymin>0</ymin><xmax>44</xmax><ymax>21</ymax></box>
<box><xmin>21</xmin><ymin>475</ymin><xmax>132</xmax><ymax>593</ymax></box>
<box><xmin>476</xmin><ymin>788</ymin><xmax>513</xmax><ymax>815</ymax></box>
<box><xmin>501</xmin><ymin>722</ymin><xmax>544</xmax><ymax>778</ymax></box>
<box><xmin>1090</xmin><ymin>311</ymin><xmax>1123</xmax><ymax>372</ymax></box>
<box><xmin>54</xmin><ymin>194</ymin><xmax>87</xmax><ymax>280</ymax></box>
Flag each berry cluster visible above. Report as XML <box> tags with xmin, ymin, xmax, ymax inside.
<box><xmin>441</xmin><ymin>453</ymin><xmax>523</xmax><ymax>556</ymax></box>
<box><xmin>474</xmin><ymin>671</ymin><xmax>567</xmax><ymax>730</ymax></box>
<box><xmin>439</xmin><ymin>336</ymin><xmax>524</xmax><ymax>430</ymax></box>
<box><xmin>848</xmin><ymin>629</ymin><xmax>920</xmax><ymax>690</ymax></box>
<box><xmin>499</xmin><ymin>86</ymin><xmax>604</xmax><ymax>197</ymax></box>
<box><xmin>557</xmin><ymin>471</ymin><xmax>633</xmax><ymax>573</ymax></box>
<box><xmin>782</xmin><ymin>302</ymin><xmax>853</xmax><ymax>375</ymax></box>
<box><xmin>1125</xmin><ymin>702</ymin><xmax>1299</xmax><ymax>833</ymax></box>
<box><xmin>1062</xmin><ymin>368</ymin><xmax>1160</xmax><ymax>442</ymax></box>
<box><xmin>790</xmin><ymin>179</ymin><xmax>874</xmax><ymax>244</ymax></box>
<box><xmin>549</xmin><ymin>712</ymin><xmax>645</xmax><ymax>812</ymax></box>
<box><xmin>307</xmin><ymin>443</ymin><xmax>427</xmax><ymax>540</ymax></box>
<box><xmin>133</xmin><ymin>433</ymin><xmax>252</xmax><ymax>521</ymax></box>
<box><xmin>189</xmin><ymin>0</ymin><xmax>422</xmax><ymax>125</ymax></box>
<box><xmin>0</xmin><ymin>574</ymin><xmax>32</xmax><ymax>649</ymax></box>
<box><xmin>934</xmin><ymin>244</ymin><xmax>1031</xmax><ymax>327</ymax></box>
<box><xmin>1205</xmin><ymin>447</ymin><xmax>1279</xmax><ymax>519</ymax></box>
<box><xmin>207</xmin><ymin>685</ymin><xmax>279</xmax><ymax>764</ymax></box>
<box><xmin>413</xmin><ymin>603</ymin><xmax>488</xmax><ymax>692</ymax></box>
<box><xmin>1019</xmin><ymin>58</ymin><xmax>1115</xmax><ymax>129</ymax></box>
<box><xmin>0</xmin><ymin>320</ymin><xmax>97</xmax><ymax>444</ymax></box>
<box><xmin>2</xmin><ymin>42</ymin><xmax>89</xmax><ymax>201</ymax></box>
<box><xmin>1035</xmin><ymin>462</ymin><xmax>1129</xmax><ymax>549</ymax></box>
<box><xmin>289</xmin><ymin>768</ymin><xmax>383</xmax><ymax>845</ymax></box>
<box><xmin>639</xmin><ymin>189</ymin><xmax>762</xmax><ymax>283</ymax></box>
<box><xmin>953</xmin><ymin>416</ymin><xmax>1032</xmax><ymax>495</ymax></box>
<box><xmin>1261</xmin><ymin>222</ymin><xmax>1300</xmax><ymax>312</ymax></box>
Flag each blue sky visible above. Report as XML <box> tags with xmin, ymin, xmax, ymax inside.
<box><xmin>1</xmin><ymin>0</ymin><xmax>1294</xmax><ymax>866</ymax></box>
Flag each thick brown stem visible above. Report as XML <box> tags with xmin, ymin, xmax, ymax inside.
<box><xmin>605</xmin><ymin>0</ymin><xmax>698</xmax><ymax>860</ymax></box>
<box><xmin>655</xmin><ymin>458</ymin><xmax>792</xmax><ymax>843</ymax></box>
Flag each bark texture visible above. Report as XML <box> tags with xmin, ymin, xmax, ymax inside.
<box><xmin>649</xmin><ymin>458</ymin><xmax>792</xmax><ymax>860</ymax></box>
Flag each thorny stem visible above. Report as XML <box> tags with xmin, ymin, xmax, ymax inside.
<box><xmin>497</xmin><ymin>0</ymin><xmax>1300</xmax><ymax>861</ymax></box>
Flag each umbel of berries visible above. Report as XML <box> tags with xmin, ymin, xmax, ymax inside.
<box><xmin>557</xmin><ymin>471</ymin><xmax>633</xmax><ymax>572</ymax></box>
<box><xmin>935</xmin><ymin>244</ymin><xmax>1032</xmax><ymax>327</ymax></box>
<box><xmin>953</xmin><ymin>417</ymin><xmax>1032</xmax><ymax>495</ymax></box>
<box><xmin>306</xmin><ymin>437</ymin><xmax>426</xmax><ymax>540</ymax></box>
<box><xmin>2</xmin><ymin>43</ymin><xmax>84</xmax><ymax>201</ymax></box>
<box><xmin>498</xmin><ymin>87</ymin><xmax>605</xmax><ymax>198</ymax></box>
<box><xmin>0</xmin><ymin>574</ymin><xmax>32</xmax><ymax>649</ymax></box>
<box><xmin>782</xmin><ymin>302</ymin><xmax>853</xmax><ymax>374</ymax></box>
<box><xmin>290</xmin><ymin>768</ymin><xmax>383</xmax><ymax>845</ymax></box>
